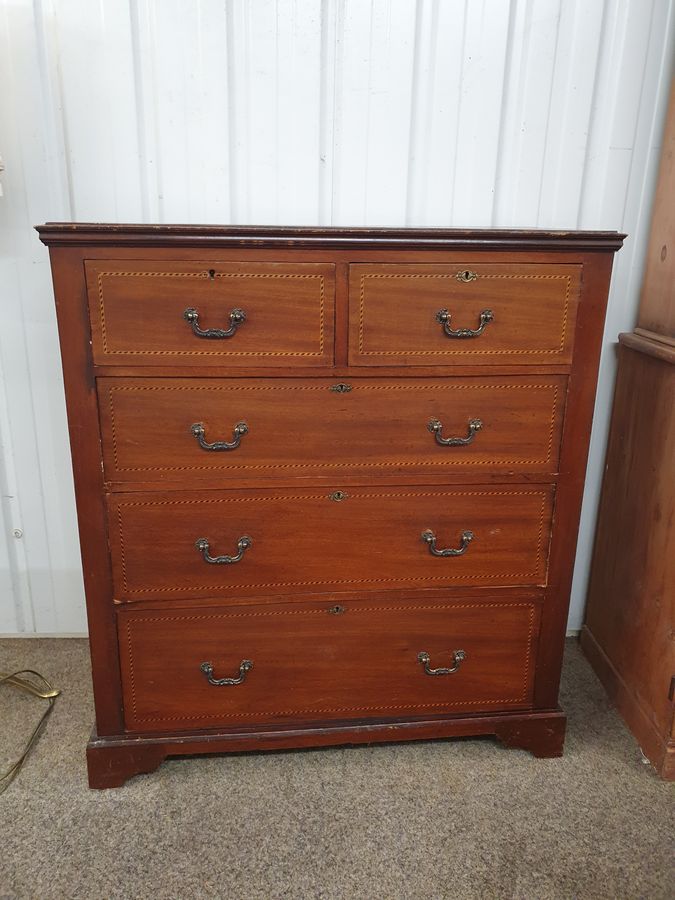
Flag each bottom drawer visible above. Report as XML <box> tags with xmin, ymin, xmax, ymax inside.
<box><xmin>118</xmin><ymin>598</ymin><xmax>540</xmax><ymax>733</ymax></box>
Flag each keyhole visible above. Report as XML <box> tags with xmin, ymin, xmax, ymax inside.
<box><xmin>456</xmin><ymin>269</ymin><xmax>477</xmax><ymax>283</ymax></box>
<box><xmin>208</xmin><ymin>268</ymin><xmax>216</xmax><ymax>280</ymax></box>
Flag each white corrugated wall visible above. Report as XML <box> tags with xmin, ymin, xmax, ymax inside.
<box><xmin>0</xmin><ymin>0</ymin><xmax>673</xmax><ymax>634</ymax></box>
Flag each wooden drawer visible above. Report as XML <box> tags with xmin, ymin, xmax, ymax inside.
<box><xmin>118</xmin><ymin>597</ymin><xmax>540</xmax><ymax>732</ymax></box>
<box><xmin>349</xmin><ymin>263</ymin><xmax>581</xmax><ymax>366</ymax></box>
<box><xmin>108</xmin><ymin>485</ymin><xmax>554</xmax><ymax>601</ymax></box>
<box><xmin>98</xmin><ymin>375</ymin><xmax>567</xmax><ymax>483</ymax></box>
<box><xmin>85</xmin><ymin>261</ymin><xmax>335</xmax><ymax>366</ymax></box>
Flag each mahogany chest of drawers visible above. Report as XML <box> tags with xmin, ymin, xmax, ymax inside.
<box><xmin>37</xmin><ymin>224</ymin><xmax>623</xmax><ymax>788</ymax></box>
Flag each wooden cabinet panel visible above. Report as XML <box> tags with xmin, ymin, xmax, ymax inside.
<box><xmin>98</xmin><ymin>375</ymin><xmax>567</xmax><ymax>484</ymax></box>
<box><xmin>582</xmin><ymin>336</ymin><xmax>675</xmax><ymax>778</ymax></box>
<box><xmin>119</xmin><ymin>597</ymin><xmax>540</xmax><ymax>732</ymax></box>
<box><xmin>108</xmin><ymin>485</ymin><xmax>554</xmax><ymax>601</ymax></box>
<box><xmin>349</xmin><ymin>263</ymin><xmax>581</xmax><ymax>366</ymax></box>
<box><xmin>85</xmin><ymin>261</ymin><xmax>335</xmax><ymax>367</ymax></box>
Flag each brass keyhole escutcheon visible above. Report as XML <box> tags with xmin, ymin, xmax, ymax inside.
<box><xmin>329</xmin><ymin>490</ymin><xmax>348</xmax><ymax>502</ymax></box>
<box><xmin>456</xmin><ymin>269</ymin><xmax>478</xmax><ymax>282</ymax></box>
<box><xmin>328</xmin><ymin>605</ymin><xmax>345</xmax><ymax>615</ymax></box>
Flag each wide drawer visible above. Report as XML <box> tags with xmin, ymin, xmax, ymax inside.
<box><xmin>98</xmin><ymin>375</ymin><xmax>567</xmax><ymax>483</ymax></box>
<box><xmin>118</xmin><ymin>597</ymin><xmax>540</xmax><ymax>731</ymax></box>
<box><xmin>85</xmin><ymin>260</ymin><xmax>335</xmax><ymax>366</ymax></box>
<box><xmin>349</xmin><ymin>263</ymin><xmax>581</xmax><ymax>366</ymax></box>
<box><xmin>108</xmin><ymin>485</ymin><xmax>555</xmax><ymax>601</ymax></box>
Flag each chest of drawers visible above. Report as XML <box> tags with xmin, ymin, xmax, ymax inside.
<box><xmin>38</xmin><ymin>224</ymin><xmax>623</xmax><ymax>788</ymax></box>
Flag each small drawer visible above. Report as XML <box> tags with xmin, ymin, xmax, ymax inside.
<box><xmin>349</xmin><ymin>263</ymin><xmax>581</xmax><ymax>366</ymax></box>
<box><xmin>108</xmin><ymin>485</ymin><xmax>554</xmax><ymax>602</ymax></box>
<box><xmin>98</xmin><ymin>375</ymin><xmax>567</xmax><ymax>483</ymax></box>
<box><xmin>85</xmin><ymin>260</ymin><xmax>335</xmax><ymax>366</ymax></box>
<box><xmin>118</xmin><ymin>597</ymin><xmax>540</xmax><ymax>732</ymax></box>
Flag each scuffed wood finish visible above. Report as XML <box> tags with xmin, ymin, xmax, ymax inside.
<box><xmin>38</xmin><ymin>223</ymin><xmax>626</xmax><ymax>252</ymax></box>
<box><xmin>349</xmin><ymin>263</ymin><xmax>580</xmax><ymax>365</ymax></box>
<box><xmin>86</xmin><ymin>709</ymin><xmax>566</xmax><ymax>789</ymax></box>
<box><xmin>85</xmin><ymin>260</ymin><xmax>335</xmax><ymax>367</ymax></box>
<box><xmin>44</xmin><ymin>247</ymin><xmax>123</xmax><ymax>736</ymax></box>
<box><xmin>118</xmin><ymin>597</ymin><xmax>540</xmax><ymax>732</ymax></box>
<box><xmin>581</xmin><ymin>92</ymin><xmax>673</xmax><ymax>778</ymax></box>
<box><xmin>39</xmin><ymin>224</ymin><xmax>622</xmax><ymax>787</ymax></box>
<box><xmin>98</xmin><ymin>375</ymin><xmax>566</xmax><ymax>484</ymax></box>
<box><xmin>582</xmin><ymin>336</ymin><xmax>675</xmax><ymax>779</ymax></box>
<box><xmin>108</xmin><ymin>485</ymin><xmax>554</xmax><ymax>601</ymax></box>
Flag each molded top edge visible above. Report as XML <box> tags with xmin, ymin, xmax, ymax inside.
<box><xmin>36</xmin><ymin>222</ymin><xmax>626</xmax><ymax>251</ymax></box>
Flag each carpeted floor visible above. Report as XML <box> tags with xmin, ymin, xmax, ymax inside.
<box><xmin>0</xmin><ymin>638</ymin><xmax>672</xmax><ymax>900</ymax></box>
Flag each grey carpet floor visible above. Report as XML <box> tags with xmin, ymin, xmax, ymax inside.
<box><xmin>0</xmin><ymin>639</ymin><xmax>672</xmax><ymax>900</ymax></box>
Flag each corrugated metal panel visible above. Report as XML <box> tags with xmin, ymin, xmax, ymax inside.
<box><xmin>0</xmin><ymin>0</ymin><xmax>673</xmax><ymax>633</ymax></box>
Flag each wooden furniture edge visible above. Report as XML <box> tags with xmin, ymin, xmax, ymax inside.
<box><xmin>633</xmin><ymin>328</ymin><xmax>675</xmax><ymax>350</ymax></box>
<box><xmin>580</xmin><ymin>627</ymin><xmax>675</xmax><ymax>780</ymax></box>
<box><xmin>619</xmin><ymin>331</ymin><xmax>675</xmax><ymax>363</ymax></box>
<box><xmin>86</xmin><ymin>709</ymin><xmax>567</xmax><ymax>788</ymax></box>
<box><xmin>533</xmin><ymin>251</ymin><xmax>616</xmax><ymax>707</ymax></box>
<box><xmin>36</xmin><ymin>223</ymin><xmax>626</xmax><ymax>252</ymax></box>
<box><xmin>47</xmin><ymin>246</ymin><xmax>124</xmax><ymax>734</ymax></box>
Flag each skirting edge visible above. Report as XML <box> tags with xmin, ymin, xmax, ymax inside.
<box><xmin>86</xmin><ymin>709</ymin><xmax>566</xmax><ymax>788</ymax></box>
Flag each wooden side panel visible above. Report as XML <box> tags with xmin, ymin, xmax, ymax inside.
<box><xmin>46</xmin><ymin>248</ymin><xmax>123</xmax><ymax>735</ymax></box>
<box><xmin>98</xmin><ymin>375</ymin><xmax>567</xmax><ymax>484</ymax></box>
<box><xmin>85</xmin><ymin>261</ymin><xmax>335</xmax><ymax>367</ymax></box>
<box><xmin>533</xmin><ymin>252</ymin><xmax>615</xmax><ymax>707</ymax></box>
<box><xmin>583</xmin><ymin>339</ymin><xmax>675</xmax><ymax>776</ymax></box>
<box><xmin>348</xmin><ymin>263</ymin><xmax>581</xmax><ymax>366</ymax></box>
<box><xmin>118</xmin><ymin>597</ymin><xmax>540</xmax><ymax>732</ymax></box>
<box><xmin>108</xmin><ymin>486</ymin><xmax>555</xmax><ymax>601</ymax></box>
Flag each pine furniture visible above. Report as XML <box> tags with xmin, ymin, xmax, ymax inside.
<box><xmin>582</xmin><ymin>79</ymin><xmax>674</xmax><ymax>779</ymax></box>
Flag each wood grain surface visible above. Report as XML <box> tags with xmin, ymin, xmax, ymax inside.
<box><xmin>108</xmin><ymin>485</ymin><xmax>555</xmax><ymax>601</ymax></box>
<box><xmin>98</xmin><ymin>375</ymin><xmax>567</xmax><ymax>484</ymax></box>
<box><xmin>349</xmin><ymin>263</ymin><xmax>581</xmax><ymax>365</ymax></box>
<box><xmin>85</xmin><ymin>260</ymin><xmax>335</xmax><ymax>367</ymax></box>
<box><xmin>582</xmin><ymin>336</ymin><xmax>675</xmax><ymax>778</ymax></box>
<box><xmin>38</xmin><ymin>224</ymin><xmax>622</xmax><ymax>786</ymax></box>
<box><xmin>118</xmin><ymin>596</ymin><xmax>540</xmax><ymax>732</ymax></box>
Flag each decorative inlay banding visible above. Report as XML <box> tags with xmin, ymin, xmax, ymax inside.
<box><xmin>357</xmin><ymin>272</ymin><xmax>572</xmax><ymax>356</ymax></box>
<box><xmin>95</xmin><ymin>270</ymin><xmax>327</xmax><ymax>357</ymax></box>
<box><xmin>103</xmin><ymin>382</ymin><xmax>561</xmax><ymax>473</ymax></box>
<box><xmin>123</xmin><ymin>602</ymin><xmax>536</xmax><ymax>724</ymax></box>
<box><xmin>113</xmin><ymin>490</ymin><xmax>551</xmax><ymax>594</ymax></box>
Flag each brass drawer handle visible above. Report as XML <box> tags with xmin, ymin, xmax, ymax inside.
<box><xmin>191</xmin><ymin>421</ymin><xmax>248</xmax><ymax>451</ymax></box>
<box><xmin>200</xmin><ymin>659</ymin><xmax>253</xmax><ymax>686</ymax></box>
<box><xmin>417</xmin><ymin>650</ymin><xmax>466</xmax><ymax>675</ymax></box>
<box><xmin>421</xmin><ymin>529</ymin><xmax>474</xmax><ymax>557</ymax></box>
<box><xmin>435</xmin><ymin>308</ymin><xmax>493</xmax><ymax>338</ymax></box>
<box><xmin>183</xmin><ymin>306</ymin><xmax>246</xmax><ymax>338</ymax></box>
<box><xmin>427</xmin><ymin>417</ymin><xmax>482</xmax><ymax>446</ymax></box>
<box><xmin>195</xmin><ymin>535</ymin><xmax>252</xmax><ymax>564</ymax></box>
